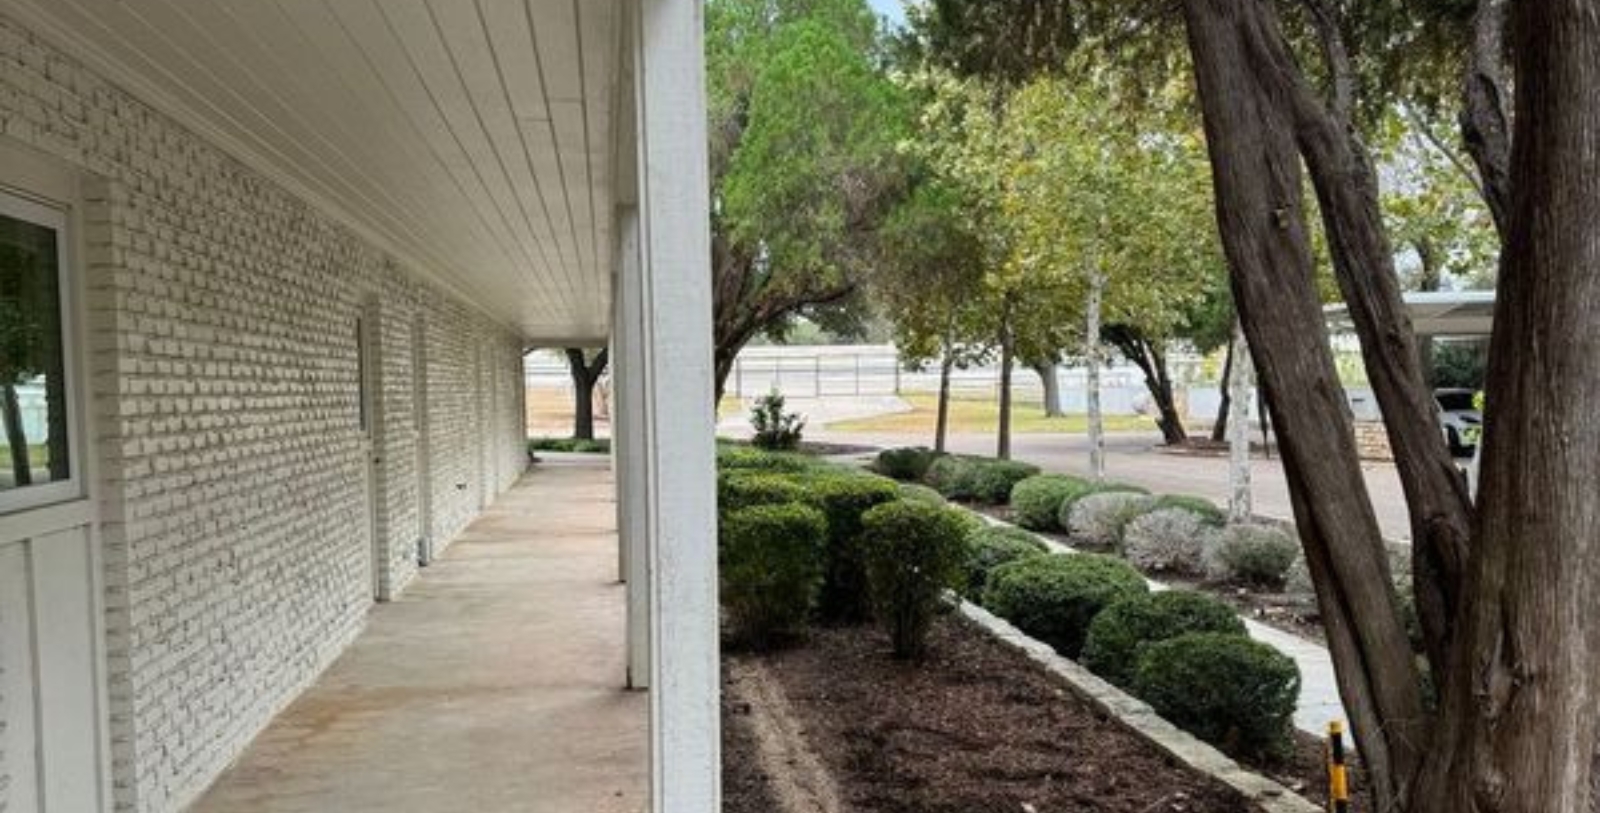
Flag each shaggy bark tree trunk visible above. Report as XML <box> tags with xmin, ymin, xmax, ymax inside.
<box><xmin>1030</xmin><ymin>359</ymin><xmax>1064</xmax><ymax>417</ymax></box>
<box><xmin>1277</xmin><ymin>0</ymin><xmax>1475</xmax><ymax>682</ymax></box>
<box><xmin>2</xmin><ymin>384</ymin><xmax>31</xmax><ymax>487</ymax></box>
<box><xmin>1413</xmin><ymin>4</ymin><xmax>1600</xmax><ymax>810</ymax></box>
<box><xmin>1179</xmin><ymin>2</ymin><xmax>1430</xmax><ymax>807</ymax></box>
<box><xmin>564</xmin><ymin>348</ymin><xmax>609</xmax><ymax>441</ymax></box>
<box><xmin>1211</xmin><ymin>339</ymin><xmax>1233</xmax><ymax>443</ymax></box>
<box><xmin>1460</xmin><ymin>0</ymin><xmax>1514</xmax><ymax>239</ymax></box>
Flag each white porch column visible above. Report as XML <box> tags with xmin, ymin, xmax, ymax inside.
<box><xmin>613</xmin><ymin>207</ymin><xmax>653</xmax><ymax>690</ymax></box>
<box><xmin>633</xmin><ymin>0</ymin><xmax>720</xmax><ymax>810</ymax></box>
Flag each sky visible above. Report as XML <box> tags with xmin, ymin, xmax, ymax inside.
<box><xmin>868</xmin><ymin>0</ymin><xmax>907</xmax><ymax>26</ymax></box>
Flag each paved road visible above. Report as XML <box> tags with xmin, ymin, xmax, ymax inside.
<box><xmin>813</xmin><ymin>429</ymin><xmax>1415</xmax><ymax>542</ymax></box>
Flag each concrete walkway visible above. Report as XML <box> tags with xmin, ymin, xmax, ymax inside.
<box><xmin>189</xmin><ymin>458</ymin><xmax>646</xmax><ymax>813</ymax></box>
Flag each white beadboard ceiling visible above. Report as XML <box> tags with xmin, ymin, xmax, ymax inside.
<box><xmin>7</xmin><ymin>0</ymin><xmax>629</xmax><ymax>343</ymax></box>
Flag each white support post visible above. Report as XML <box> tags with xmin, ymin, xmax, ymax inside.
<box><xmin>634</xmin><ymin>0</ymin><xmax>720</xmax><ymax>810</ymax></box>
<box><xmin>614</xmin><ymin>208</ymin><xmax>652</xmax><ymax>690</ymax></box>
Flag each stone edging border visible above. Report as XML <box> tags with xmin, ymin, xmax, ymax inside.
<box><xmin>955</xmin><ymin>599</ymin><xmax>1321</xmax><ymax>813</ymax></box>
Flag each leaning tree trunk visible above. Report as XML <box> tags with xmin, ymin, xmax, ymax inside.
<box><xmin>1105</xmin><ymin>326</ymin><xmax>1188</xmax><ymax>445</ymax></box>
<box><xmin>2</xmin><ymin>383</ymin><xmax>31</xmax><ymax>487</ymax></box>
<box><xmin>1030</xmin><ymin>359</ymin><xmax>1064</xmax><ymax>417</ymax></box>
<box><xmin>1211</xmin><ymin>338</ymin><xmax>1234</xmax><ymax>443</ymax></box>
<box><xmin>1413</xmin><ymin>4</ymin><xmax>1600</xmax><ymax>810</ymax></box>
<box><xmin>1273</xmin><ymin>0</ymin><xmax>1475</xmax><ymax>681</ymax></box>
<box><xmin>1180</xmin><ymin>1</ymin><xmax>1429</xmax><ymax>807</ymax></box>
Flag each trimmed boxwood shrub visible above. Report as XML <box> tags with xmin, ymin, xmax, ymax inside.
<box><xmin>982</xmin><ymin>554</ymin><xmax>1148</xmax><ymax>658</ymax></box>
<box><xmin>962</xmin><ymin>526</ymin><xmax>1050</xmax><ymax>596</ymax></box>
<box><xmin>925</xmin><ymin>455</ymin><xmax>983</xmax><ymax>500</ymax></box>
<box><xmin>897</xmin><ymin>482</ymin><xmax>947</xmax><ymax>506</ymax></box>
<box><xmin>1204</xmin><ymin>524</ymin><xmax>1299</xmax><ymax>588</ymax></box>
<box><xmin>717</xmin><ymin>446</ymin><xmax>814</xmax><ymax>474</ymax></box>
<box><xmin>1081</xmin><ymin>590</ymin><xmax>1247</xmax><ymax>688</ymax></box>
<box><xmin>718</xmin><ymin>472</ymin><xmax>809</xmax><ymax>515</ymax></box>
<box><xmin>1009</xmin><ymin>474</ymin><xmax>1091</xmax><ymax>531</ymax></box>
<box><xmin>860</xmin><ymin>500</ymin><xmax>972</xmax><ymax>658</ymax></box>
<box><xmin>528</xmin><ymin>437</ymin><xmax>611</xmax><ymax>453</ymax></box>
<box><xmin>873</xmin><ymin>446</ymin><xmax>943</xmax><ymax>481</ymax></box>
<box><xmin>1056</xmin><ymin>482</ymin><xmax>1151</xmax><ymax>529</ymax></box>
<box><xmin>1149</xmin><ymin>494</ymin><xmax>1227</xmax><ymax>527</ymax></box>
<box><xmin>718</xmin><ymin>503</ymin><xmax>828</xmax><ymax>647</ymax></box>
<box><xmin>1132</xmin><ymin>632</ymin><xmax>1301</xmax><ymax>762</ymax></box>
<box><xmin>804</xmin><ymin>474</ymin><xmax>904</xmax><ymax>623</ymax></box>
<box><xmin>1066</xmin><ymin>492</ymin><xmax>1158</xmax><ymax>551</ymax></box>
<box><xmin>1122</xmin><ymin>508</ymin><xmax>1217</xmax><ymax>576</ymax></box>
<box><xmin>969</xmin><ymin>460</ymin><xmax>1042</xmax><ymax>505</ymax></box>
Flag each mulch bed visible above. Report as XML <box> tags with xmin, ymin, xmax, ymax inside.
<box><xmin>723</xmin><ymin>687</ymin><xmax>784</xmax><ymax>811</ymax></box>
<box><xmin>724</xmin><ymin>614</ymin><xmax>1268</xmax><ymax>813</ymax></box>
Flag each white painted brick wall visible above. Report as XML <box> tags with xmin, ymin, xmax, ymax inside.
<box><xmin>0</xmin><ymin>14</ymin><xmax>529</xmax><ymax>813</ymax></box>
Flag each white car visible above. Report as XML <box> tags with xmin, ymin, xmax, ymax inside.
<box><xmin>1435</xmin><ymin>389</ymin><xmax>1482</xmax><ymax>456</ymax></box>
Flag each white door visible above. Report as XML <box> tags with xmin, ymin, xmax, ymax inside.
<box><xmin>356</xmin><ymin>310</ymin><xmax>382</xmax><ymax>600</ymax></box>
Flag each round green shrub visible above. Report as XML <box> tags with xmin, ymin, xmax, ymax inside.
<box><xmin>804</xmin><ymin>474</ymin><xmax>904</xmax><ymax>623</ymax></box>
<box><xmin>718</xmin><ymin>472</ymin><xmax>809</xmax><ymax>515</ymax></box>
<box><xmin>1081</xmin><ymin>590</ymin><xmax>1246</xmax><ymax>688</ymax></box>
<box><xmin>873</xmin><ymin>447</ymin><xmax>943</xmax><ymax>481</ymax></box>
<box><xmin>1132</xmin><ymin>632</ymin><xmax>1301</xmax><ymax>762</ymax></box>
<box><xmin>1056</xmin><ymin>482</ymin><xmax>1151</xmax><ymax>530</ymax></box>
<box><xmin>1010</xmin><ymin>474</ymin><xmax>1091</xmax><ymax>531</ymax></box>
<box><xmin>1066</xmin><ymin>492</ymin><xmax>1158</xmax><ymax>551</ymax></box>
<box><xmin>718</xmin><ymin>503</ymin><xmax>828</xmax><ymax>646</ymax></box>
<box><xmin>924</xmin><ymin>455</ymin><xmax>982</xmax><ymax>500</ymax></box>
<box><xmin>1122</xmin><ymin>508</ymin><xmax>1217</xmax><ymax>576</ymax></box>
<box><xmin>969</xmin><ymin>460</ymin><xmax>1042</xmax><ymax>505</ymax></box>
<box><xmin>860</xmin><ymin>500</ymin><xmax>973</xmax><ymax>658</ymax></box>
<box><xmin>1149</xmin><ymin>494</ymin><xmax>1227</xmax><ymax>527</ymax></box>
<box><xmin>897</xmin><ymin>482</ymin><xmax>946</xmax><ymax>506</ymax></box>
<box><xmin>717</xmin><ymin>446</ymin><xmax>814</xmax><ymax>474</ymax></box>
<box><xmin>963</xmin><ymin>525</ymin><xmax>1050</xmax><ymax>596</ymax></box>
<box><xmin>982</xmin><ymin>554</ymin><xmax>1149</xmax><ymax>658</ymax></box>
<box><xmin>1203</xmin><ymin>524</ymin><xmax>1299</xmax><ymax>588</ymax></box>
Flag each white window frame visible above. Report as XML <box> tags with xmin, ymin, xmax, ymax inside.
<box><xmin>0</xmin><ymin>187</ymin><xmax>83</xmax><ymax>515</ymax></box>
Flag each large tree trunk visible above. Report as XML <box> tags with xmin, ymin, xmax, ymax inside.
<box><xmin>996</xmin><ymin>298</ymin><xmax>1015</xmax><ymax>461</ymax></box>
<box><xmin>1277</xmin><ymin>0</ymin><xmax>1475</xmax><ymax>683</ymax></box>
<box><xmin>2</xmin><ymin>384</ymin><xmax>31</xmax><ymax>487</ymax></box>
<box><xmin>1030</xmin><ymin>359</ymin><xmax>1064</xmax><ymax>417</ymax></box>
<box><xmin>565</xmin><ymin>348</ymin><xmax>609</xmax><ymax>441</ymax></box>
<box><xmin>1211</xmin><ymin>338</ymin><xmax>1233</xmax><ymax>443</ymax></box>
<box><xmin>1104</xmin><ymin>325</ymin><xmax>1188</xmax><ymax>446</ymax></box>
<box><xmin>1413</xmin><ymin>4</ymin><xmax>1600</xmax><ymax>810</ymax></box>
<box><xmin>1179</xmin><ymin>2</ymin><xmax>1429</xmax><ymax>807</ymax></box>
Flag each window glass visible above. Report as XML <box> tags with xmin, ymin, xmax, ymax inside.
<box><xmin>0</xmin><ymin>209</ymin><xmax>68</xmax><ymax>492</ymax></box>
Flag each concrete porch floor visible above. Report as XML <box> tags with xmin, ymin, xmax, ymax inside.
<box><xmin>189</xmin><ymin>457</ymin><xmax>646</xmax><ymax>813</ymax></box>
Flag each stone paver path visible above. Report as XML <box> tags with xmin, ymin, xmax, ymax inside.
<box><xmin>189</xmin><ymin>458</ymin><xmax>645</xmax><ymax>813</ymax></box>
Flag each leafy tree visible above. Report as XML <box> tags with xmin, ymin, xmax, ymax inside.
<box><xmin>0</xmin><ymin>225</ymin><xmax>65</xmax><ymax>487</ymax></box>
<box><xmin>707</xmin><ymin>0</ymin><xmax>911</xmax><ymax>402</ymax></box>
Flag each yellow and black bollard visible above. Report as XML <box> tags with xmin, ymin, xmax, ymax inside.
<box><xmin>1327</xmin><ymin>720</ymin><xmax>1350</xmax><ymax>812</ymax></box>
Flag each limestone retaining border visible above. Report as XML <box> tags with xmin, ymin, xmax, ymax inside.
<box><xmin>956</xmin><ymin>599</ymin><xmax>1321</xmax><ymax>813</ymax></box>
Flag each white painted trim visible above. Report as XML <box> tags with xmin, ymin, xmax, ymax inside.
<box><xmin>613</xmin><ymin>207</ymin><xmax>650</xmax><ymax>689</ymax></box>
<box><xmin>0</xmin><ymin>500</ymin><xmax>93</xmax><ymax>548</ymax></box>
<box><xmin>0</xmin><ymin>3</ymin><xmax>526</xmax><ymax>341</ymax></box>
<box><xmin>633</xmin><ymin>0</ymin><xmax>720</xmax><ymax>809</ymax></box>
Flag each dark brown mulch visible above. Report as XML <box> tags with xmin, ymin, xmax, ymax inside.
<box><xmin>739</xmin><ymin>614</ymin><xmax>1261</xmax><ymax>813</ymax></box>
<box><xmin>723</xmin><ymin>687</ymin><xmax>783</xmax><ymax>811</ymax></box>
